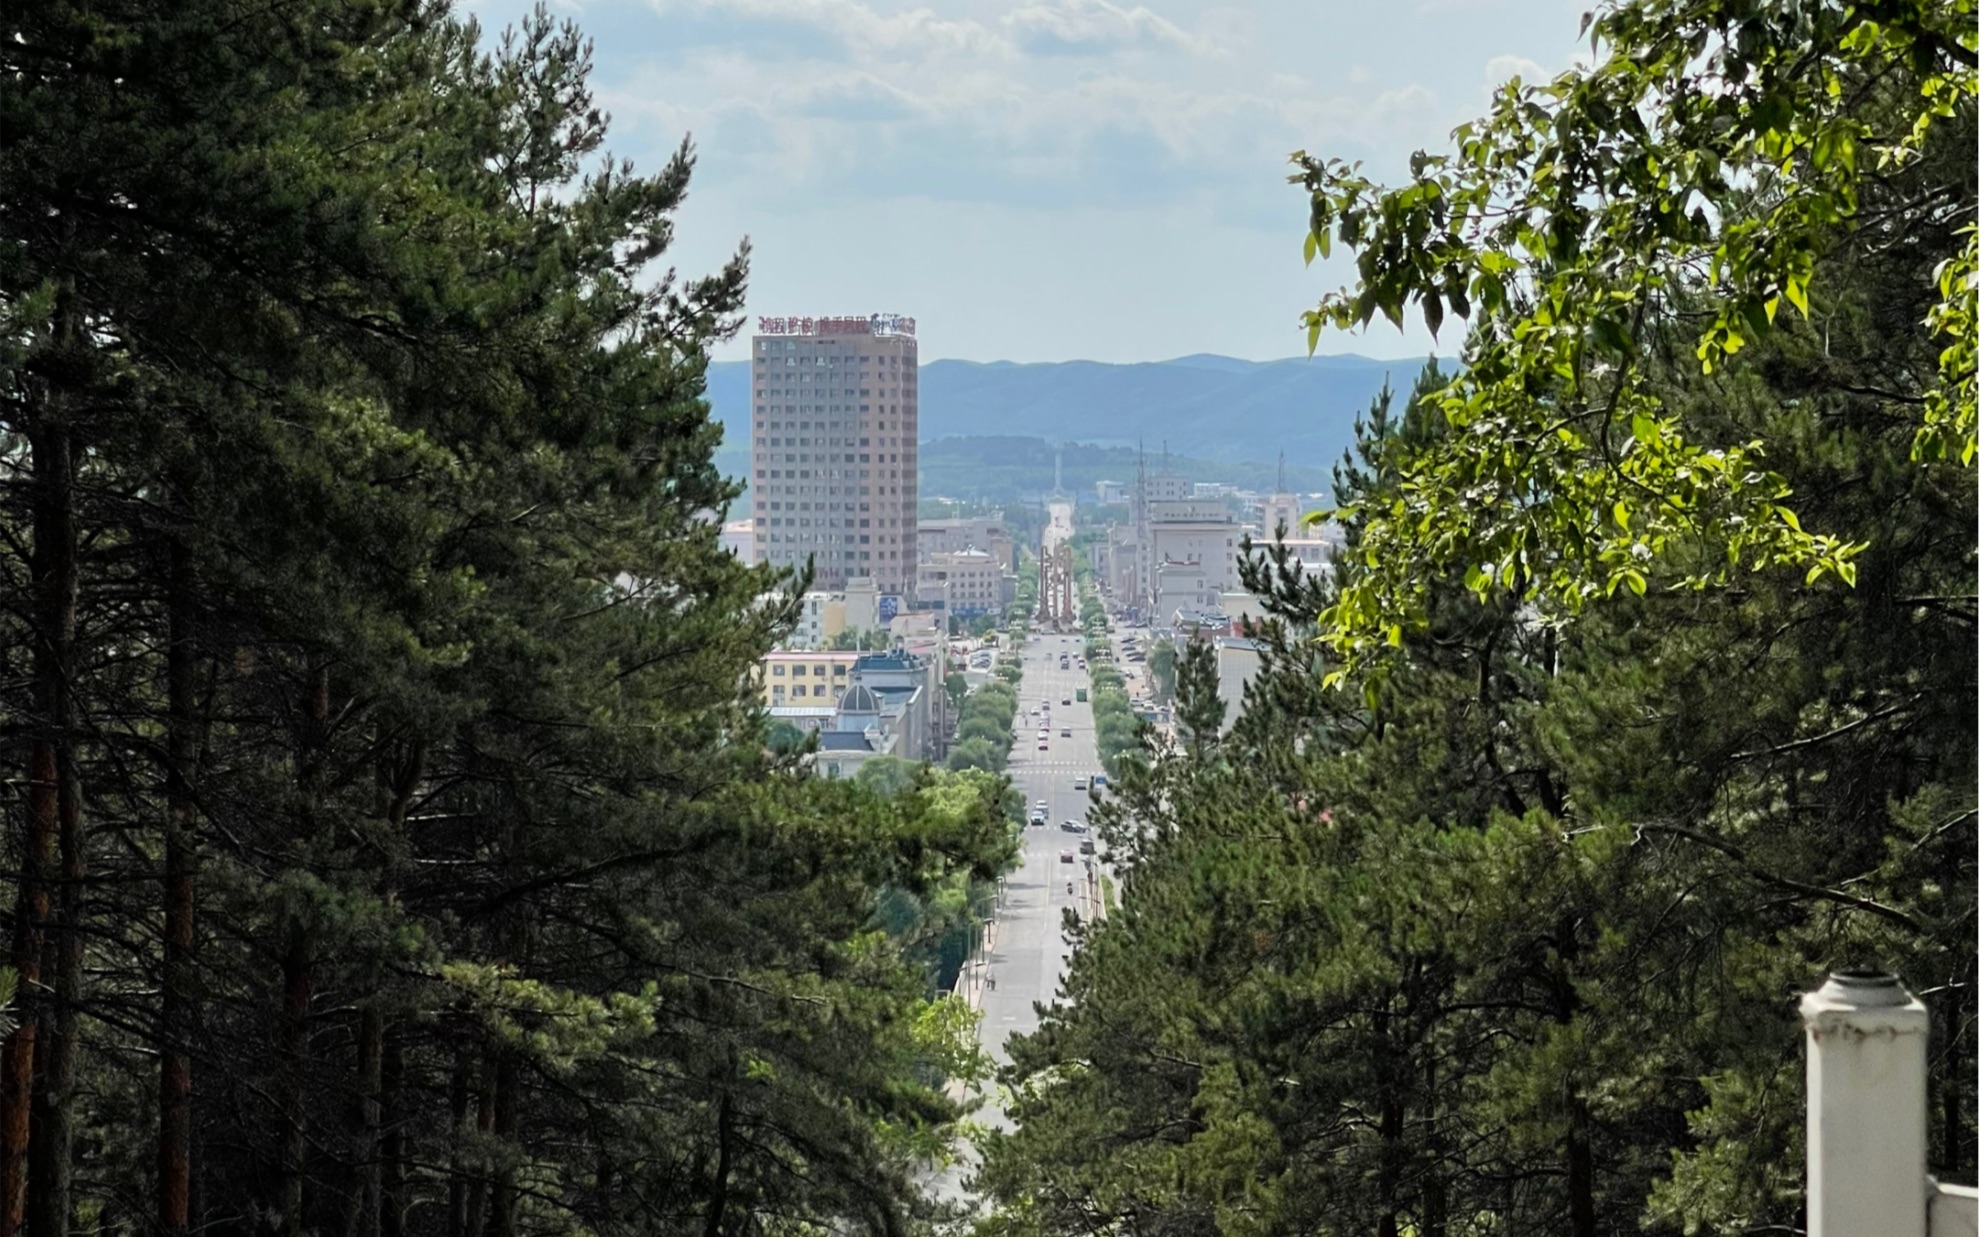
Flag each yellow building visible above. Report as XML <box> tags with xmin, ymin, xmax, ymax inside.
<box><xmin>759</xmin><ymin>650</ymin><xmax>861</xmax><ymax>707</ymax></box>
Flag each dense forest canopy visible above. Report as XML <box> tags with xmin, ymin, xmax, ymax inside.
<box><xmin>0</xmin><ymin>2</ymin><xmax>1011</xmax><ymax>1234</ymax></box>
<box><xmin>976</xmin><ymin>1</ymin><xmax>1975</xmax><ymax>1234</ymax></box>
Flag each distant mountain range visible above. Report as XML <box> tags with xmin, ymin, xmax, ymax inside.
<box><xmin>705</xmin><ymin>352</ymin><xmax>1439</xmax><ymax>509</ymax></box>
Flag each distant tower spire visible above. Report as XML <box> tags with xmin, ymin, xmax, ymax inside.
<box><xmin>1277</xmin><ymin>450</ymin><xmax>1286</xmax><ymax>493</ymax></box>
<box><xmin>1054</xmin><ymin>446</ymin><xmax>1063</xmax><ymax>496</ymax></box>
<box><xmin>1162</xmin><ymin>440</ymin><xmax>1170</xmax><ymax>476</ymax></box>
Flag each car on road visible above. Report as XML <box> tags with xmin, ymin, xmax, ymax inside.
<box><xmin>1073</xmin><ymin>777</ymin><xmax>1087</xmax><ymax>790</ymax></box>
<box><xmin>1061</xmin><ymin>697</ymin><xmax>1071</xmax><ymax>705</ymax></box>
<box><xmin>1079</xmin><ymin>840</ymin><xmax>1096</xmax><ymax>855</ymax></box>
<box><xmin>1038</xmin><ymin>739</ymin><xmax>1049</xmax><ymax>750</ymax></box>
<box><xmin>1028</xmin><ymin>812</ymin><xmax>1047</xmax><ymax>827</ymax></box>
<box><xmin>1061</xmin><ymin>727</ymin><xmax>1072</xmax><ymax>737</ymax></box>
<box><xmin>1061</xmin><ymin>819</ymin><xmax>1087</xmax><ymax>833</ymax></box>
<box><xmin>1060</xmin><ymin>851</ymin><xmax>1076</xmax><ymax>864</ymax></box>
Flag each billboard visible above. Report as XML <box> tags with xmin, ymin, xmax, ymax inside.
<box><xmin>757</xmin><ymin>314</ymin><xmax>916</xmax><ymax>338</ymax></box>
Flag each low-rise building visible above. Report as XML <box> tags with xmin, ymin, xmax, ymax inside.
<box><xmin>791</xmin><ymin>591</ymin><xmax>848</xmax><ymax>648</ymax></box>
<box><xmin>760</xmin><ymin>650</ymin><xmax>860</xmax><ymax>707</ymax></box>
<box><xmin>850</xmin><ymin>652</ymin><xmax>932</xmax><ymax>763</ymax></box>
<box><xmin>916</xmin><ymin>547</ymin><xmax>1011</xmax><ymax>616</ymax></box>
<box><xmin>918</xmin><ymin>515</ymin><xmax>1016</xmax><ymax>574</ymax></box>
<box><xmin>1146</xmin><ymin>499</ymin><xmax>1241</xmax><ymax>616</ymax></box>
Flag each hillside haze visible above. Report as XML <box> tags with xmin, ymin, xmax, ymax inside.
<box><xmin>706</xmin><ymin>353</ymin><xmax>1437</xmax><ymax>500</ymax></box>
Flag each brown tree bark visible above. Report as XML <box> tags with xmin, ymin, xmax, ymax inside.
<box><xmin>25</xmin><ymin>763</ymin><xmax>79</xmax><ymax>1237</ymax></box>
<box><xmin>7</xmin><ymin>410</ymin><xmax>78</xmax><ymax>1237</ymax></box>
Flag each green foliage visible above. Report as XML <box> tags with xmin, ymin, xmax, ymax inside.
<box><xmin>1294</xmin><ymin>0</ymin><xmax>1975</xmax><ymax>675</ymax></box>
<box><xmin>947</xmin><ymin>673</ymin><xmax>1022</xmax><ymax>775</ymax></box>
<box><xmin>854</xmin><ymin>755</ymin><xmax>925</xmax><ymax>801</ymax></box>
<box><xmin>977</xmin><ymin>228</ymin><xmax>1976</xmax><ymax>1237</ymax></box>
<box><xmin>829</xmin><ymin>626</ymin><xmax>890</xmax><ymax>651</ymax></box>
<box><xmin>0</xmin><ymin>1</ymin><xmax>1010</xmax><ymax>1230</ymax></box>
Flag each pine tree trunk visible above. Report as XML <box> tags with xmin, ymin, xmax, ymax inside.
<box><xmin>1565</xmin><ymin>1096</ymin><xmax>1596</xmax><ymax>1237</ymax></box>
<box><xmin>0</xmin><ymin>736</ymin><xmax>52</xmax><ymax>1237</ymax></box>
<box><xmin>346</xmin><ymin>1007</ymin><xmax>383</xmax><ymax>1237</ymax></box>
<box><xmin>158</xmin><ymin>540</ymin><xmax>197</xmax><ymax>1237</ymax></box>
<box><xmin>447</xmin><ymin>1050</ymin><xmax>470</xmax><ymax>1237</ymax></box>
<box><xmin>1372</xmin><ymin>1007</ymin><xmax>1401</xmax><ymax>1237</ymax></box>
<box><xmin>381</xmin><ymin>1033</ymin><xmax>406</xmax><ymax>1237</ymax></box>
<box><xmin>488</xmin><ymin>1052</ymin><xmax>517</xmax><ymax>1237</ymax></box>
<box><xmin>8</xmin><ymin>413</ymin><xmax>79</xmax><ymax>1237</ymax></box>
<box><xmin>704</xmin><ymin>1092</ymin><xmax>734</xmax><ymax>1237</ymax></box>
<box><xmin>462</xmin><ymin>1049</ymin><xmax>494</xmax><ymax>1237</ymax></box>
<box><xmin>26</xmin><ymin>761</ymin><xmax>79</xmax><ymax>1237</ymax></box>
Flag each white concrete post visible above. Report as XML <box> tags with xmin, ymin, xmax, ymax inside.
<box><xmin>1801</xmin><ymin>970</ymin><xmax>1930</xmax><ymax>1237</ymax></box>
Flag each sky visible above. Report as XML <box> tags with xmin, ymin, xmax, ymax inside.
<box><xmin>461</xmin><ymin>0</ymin><xmax>1593</xmax><ymax>363</ymax></box>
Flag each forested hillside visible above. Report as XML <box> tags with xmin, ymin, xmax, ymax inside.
<box><xmin>0</xmin><ymin>4</ymin><xmax>1008</xmax><ymax>1234</ymax></box>
<box><xmin>703</xmin><ymin>352</ymin><xmax>1424</xmax><ymax>479</ymax></box>
<box><xmin>976</xmin><ymin>2</ymin><xmax>1976</xmax><ymax>1234</ymax></box>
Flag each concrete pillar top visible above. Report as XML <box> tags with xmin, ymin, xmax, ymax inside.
<box><xmin>1801</xmin><ymin>970</ymin><xmax>1928</xmax><ymax>1034</ymax></box>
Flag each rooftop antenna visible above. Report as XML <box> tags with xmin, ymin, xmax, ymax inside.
<box><xmin>1277</xmin><ymin>450</ymin><xmax>1286</xmax><ymax>494</ymax></box>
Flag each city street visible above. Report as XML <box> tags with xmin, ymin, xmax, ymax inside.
<box><xmin>929</xmin><ymin>503</ymin><xmax>1107</xmax><ymax>1206</ymax></box>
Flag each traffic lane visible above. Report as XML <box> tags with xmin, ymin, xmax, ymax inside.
<box><xmin>988</xmin><ymin>747</ymin><xmax>1080</xmax><ymax>1069</ymax></box>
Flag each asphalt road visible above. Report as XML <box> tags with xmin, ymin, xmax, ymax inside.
<box><xmin>928</xmin><ymin>505</ymin><xmax>1104</xmax><ymax>1207</ymax></box>
<box><xmin>984</xmin><ymin>634</ymin><xmax>1105</xmax><ymax>1074</ymax></box>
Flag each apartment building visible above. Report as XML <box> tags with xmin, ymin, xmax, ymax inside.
<box><xmin>759</xmin><ymin>650</ymin><xmax>860</xmax><ymax>707</ymax></box>
<box><xmin>750</xmin><ymin>314</ymin><xmax>919</xmax><ymax>596</ymax></box>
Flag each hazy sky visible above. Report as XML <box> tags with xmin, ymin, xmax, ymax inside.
<box><xmin>463</xmin><ymin>0</ymin><xmax>1591</xmax><ymax>363</ymax></box>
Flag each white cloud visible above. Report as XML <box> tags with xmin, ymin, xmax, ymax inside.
<box><xmin>641</xmin><ymin>0</ymin><xmax>1006</xmax><ymax>59</ymax></box>
<box><xmin>1003</xmin><ymin>0</ymin><xmax>1207</xmax><ymax>55</ymax></box>
<box><xmin>1484</xmin><ymin>53</ymin><xmax>1549</xmax><ymax>89</ymax></box>
<box><xmin>462</xmin><ymin>0</ymin><xmax>1594</xmax><ymax>360</ymax></box>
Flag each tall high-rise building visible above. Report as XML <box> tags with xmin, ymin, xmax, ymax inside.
<box><xmin>749</xmin><ymin>314</ymin><xmax>919</xmax><ymax>596</ymax></box>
